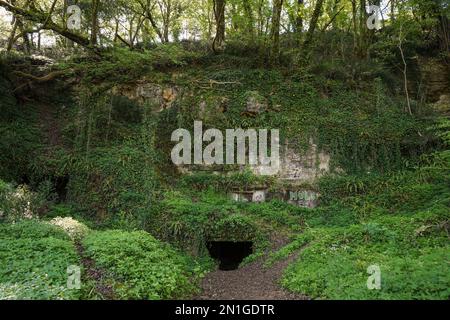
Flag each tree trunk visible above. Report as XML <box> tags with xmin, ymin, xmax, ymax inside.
<box><xmin>257</xmin><ymin>0</ymin><xmax>263</xmax><ymax>36</ymax></box>
<box><xmin>351</xmin><ymin>0</ymin><xmax>359</xmax><ymax>53</ymax></box>
<box><xmin>438</xmin><ymin>14</ymin><xmax>449</xmax><ymax>54</ymax></box>
<box><xmin>0</xmin><ymin>0</ymin><xmax>91</xmax><ymax>48</ymax></box>
<box><xmin>358</xmin><ymin>0</ymin><xmax>368</xmax><ymax>57</ymax></box>
<box><xmin>330</xmin><ymin>0</ymin><xmax>340</xmax><ymax>30</ymax></box>
<box><xmin>390</xmin><ymin>0</ymin><xmax>395</xmax><ymax>21</ymax></box>
<box><xmin>213</xmin><ymin>0</ymin><xmax>225</xmax><ymax>52</ymax></box>
<box><xmin>37</xmin><ymin>31</ymin><xmax>41</xmax><ymax>51</ymax></box>
<box><xmin>296</xmin><ymin>0</ymin><xmax>304</xmax><ymax>33</ymax></box>
<box><xmin>7</xmin><ymin>19</ymin><xmax>19</xmax><ymax>51</ymax></box>
<box><xmin>304</xmin><ymin>0</ymin><xmax>324</xmax><ymax>49</ymax></box>
<box><xmin>90</xmin><ymin>0</ymin><xmax>100</xmax><ymax>46</ymax></box>
<box><xmin>398</xmin><ymin>25</ymin><xmax>412</xmax><ymax>116</ymax></box>
<box><xmin>113</xmin><ymin>18</ymin><xmax>119</xmax><ymax>43</ymax></box>
<box><xmin>270</xmin><ymin>0</ymin><xmax>283</xmax><ymax>63</ymax></box>
<box><xmin>163</xmin><ymin>0</ymin><xmax>171</xmax><ymax>43</ymax></box>
<box><xmin>242</xmin><ymin>0</ymin><xmax>254</xmax><ymax>40</ymax></box>
<box><xmin>145</xmin><ymin>8</ymin><xmax>165</xmax><ymax>43</ymax></box>
<box><xmin>17</xmin><ymin>19</ymin><xmax>31</xmax><ymax>54</ymax></box>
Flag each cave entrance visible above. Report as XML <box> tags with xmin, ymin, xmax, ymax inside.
<box><xmin>53</xmin><ymin>175</ymin><xmax>69</xmax><ymax>202</ymax></box>
<box><xmin>207</xmin><ymin>241</ymin><xmax>253</xmax><ymax>271</ymax></box>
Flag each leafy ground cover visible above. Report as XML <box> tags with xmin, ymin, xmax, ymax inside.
<box><xmin>0</xmin><ymin>220</ymin><xmax>81</xmax><ymax>300</ymax></box>
<box><xmin>82</xmin><ymin>229</ymin><xmax>209</xmax><ymax>299</ymax></box>
<box><xmin>273</xmin><ymin>168</ymin><xmax>450</xmax><ymax>299</ymax></box>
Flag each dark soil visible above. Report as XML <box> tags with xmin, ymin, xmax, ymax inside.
<box><xmin>76</xmin><ymin>244</ymin><xmax>115</xmax><ymax>300</ymax></box>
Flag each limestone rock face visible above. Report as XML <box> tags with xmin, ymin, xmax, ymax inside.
<box><xmin>162</xmin><ymin>87</ymin><xmax>179</xmax><ymax>109</ymax></box>
<box><xmin>433</xmin><ymin>94</ymin><xmax>450</xmax><ymax>115</ymax></box>
<box><xmin>279</xmin><ymin>140</ymin><xmax>331</xmax><ymax>182</ymax></box>
<box><xmin>197</xmin><ymin>97</ymin><xmax>228</xmax><ymax>121</ymax></box>
<box><xmin>249</xmin><ymin>139</ymin><xmax>331</xmax><ymax>183</ymax></box>
<box><xmin>245</xmin><ymin>91</ymin><xmax>267</xmax><ymax>115</ymax></box>
<box><xmin>136</xmin><ymin>83</ymin><xmax>164</xmax><ymax>105</ymax></box>
<box><xmin>419</xmin><ymin>58</ymin><xmax>450</xmax><ymax>103</ymax></box>
<box><xmin>112</xmin><ymin>81</ymin><xmax>180</xmax><ymax>112</ymax></box>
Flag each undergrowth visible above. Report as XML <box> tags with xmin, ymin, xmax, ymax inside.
<box><xmin>0</xmin><ymin>220</ymin><xmax>81</xmax><ymax>300</ymax></box>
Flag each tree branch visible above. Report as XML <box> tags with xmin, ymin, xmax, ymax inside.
<box><xmin>0</xmin><ymin>0</ymin><xmax>91</xmax><ymax>48</ymax></box>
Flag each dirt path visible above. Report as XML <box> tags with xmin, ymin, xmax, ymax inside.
<box><xmin>76</xmin><ymin>244</ymin><xmax>115</xmax><ymax>300</ymax></box>
<box><xmin>194</xmin><ymin>245</ymin><xmax>308</xmax><ymax>300</ymax></box>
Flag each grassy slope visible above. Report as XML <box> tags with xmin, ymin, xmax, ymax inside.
<box><xmin>0</xmin><ymin>220</ymin><xmax>81</xmax><ymax>300</ymax></box>
<box><xmin>82</xmin><ymin>229</ymin><xmax>208</xmax><ymax>299</ymax></box>
<box><xmin>0</xmin><ymin>213</ymin><xmax>209</xmax><ymax>300</ymax></box>
<box><xmin>270</xmin><ymin>170</ymin><xmax>450</xmax><ymax>300</ymax></box>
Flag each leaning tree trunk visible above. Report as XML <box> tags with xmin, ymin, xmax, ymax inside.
<box><xmin>7</xmin><ymin>18</ymin><xmax>19</xmax><ymax>51</ymax></box>
<box><xmin>303</xmin><ymin>0</ymin><xmax>324</xmax><ymax>50</ymax></box>
<box><xmin>242</xmin><ymin>0</ymin><xmax>255</xmax><ymax>40</ymax></box>
<box><xmin>0</xmin><ymin>0</ymin><xmax>91</xmax><ymax>48</ymax></box>
<box><xmin>296</xmin><ymin>0</ymin><xmax>304</xmax><ymax>32</ymax></box>
<box><xmin>438</xmin><ymin>14</ymin><xmax>450</xmax><ymax>54</ymax></box>
<box><xmin>269</xmin><ymin>0</ymin><xmax>283</xmax><ymax>64</ymax></box>
<box><xmin>213</xmin><ymin>0</ymin><xmax>225</xmax><ymax>52</ymax></box>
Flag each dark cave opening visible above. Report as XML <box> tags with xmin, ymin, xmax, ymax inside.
<box><xmin>19</xmin><ymin>175</ymin><xmax>30</xmax><ymax>185</ymax></box>
<box><xmin>207</xmin><ymin>241</ymin><xmax>253</xmax><ymax>271</ymax></box>
<box><xmin>53</xmin><ymin>175</ymin><xmax>69</xmax><ymax>202</ymax></box>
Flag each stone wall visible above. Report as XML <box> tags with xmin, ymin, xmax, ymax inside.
<box><xmin>229</xmin><ymin>189</ymin><xmax>320</xmax><ymax>208</ymax></box>
<box><xmin>111</xmin><ymin>80</ymin><xmax>180</xmax><ymax>112</ymax></box>
<box><xmin>277</xmin><ymin>139</ymin><xmax>330</xmax><ymax>183</ymax></box>
<box><xmin>112</xmin><ymin>80</ymin><xmax>332</xmax><ymax>186</ymax></box>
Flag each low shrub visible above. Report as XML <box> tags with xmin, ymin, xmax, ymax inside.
<box><xmin>49</xmin><ymin>217</ymin><xmax>90</xmax><ymax>241</ymax></box>
<box><xmin>0</xmin><ymin>220</ymin><xmax>81</xmax><ymax>300</ymax></box>
<box><xmin>82</xmin><ymin>230</ymin><xmax>206</xmax><ymax>299</ymax></box>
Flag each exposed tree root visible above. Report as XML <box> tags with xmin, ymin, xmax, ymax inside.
<box><xmin>12</xmin><ymin>70</ymin><xmax>68</xmax><ymax>92</ymax></box>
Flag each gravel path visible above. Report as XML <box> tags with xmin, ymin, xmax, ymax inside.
<box><xmin>194</xmin><ymin>244</ymin><xmax>308</xmax><ymax>300</ymax></box>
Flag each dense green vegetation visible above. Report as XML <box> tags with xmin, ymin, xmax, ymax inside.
<box><xmin>275</xmin><ymin>169</ymin><xmax>450</xmax><ymax>299</ymax></box>
<box><xmin>82</xmin><ymin>230</ymin><xmax>209</xmax><ymax>299</ymax></box>
<box><xmin>0</xmin><ymin>220</ymin><xmax>80</xmax><ymax>300</ymax></box>
<box><xmin>0</xmin><ymin>0</ymin><xmax>448</xmax><ymax>301</ymax></box>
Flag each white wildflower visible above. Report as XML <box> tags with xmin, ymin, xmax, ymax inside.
<box><xmin>49</xmin><ymin>217</ymin><xmax>90</xmax><ymax>241</ymax></box>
